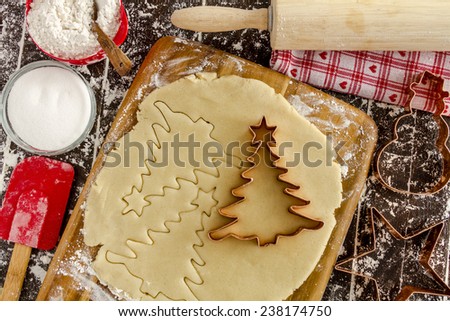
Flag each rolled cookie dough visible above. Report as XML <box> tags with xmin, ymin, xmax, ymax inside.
<box><xmin>84</xmin><ymin>73</ymin><xmax>342</xmax><ymax>300</ymax></box>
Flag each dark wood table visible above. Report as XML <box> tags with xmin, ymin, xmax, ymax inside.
<box><xmin>1</xmin><ymin>1</ymin><xmax>449</xmax><ymax>301</ymax></box>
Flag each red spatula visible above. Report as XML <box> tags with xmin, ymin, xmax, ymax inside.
<box><xmin>0</xmin><ymin>156</ymin><xmax>74</xmax><ymax>300</ymax></box>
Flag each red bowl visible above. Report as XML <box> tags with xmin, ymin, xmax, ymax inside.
<box><xmin>25</xmin><ymin>0</ymin><xmax>129</xmax><ymax>65</ymax></box>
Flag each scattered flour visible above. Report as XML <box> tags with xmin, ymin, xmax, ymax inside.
<box><xmin>289</xmin><ymin>95</ymin><xmax>314</xmax><ymax>116</ymax></box>
<box><xmin>29</xmin><ymin>263</ymin><xmax>47</xmax><ymax>283</ymax></box>
<box><xmin>340</xmin><ymin>164</ymin><xmax>349</xmax><ymax>178</ymax></box>
<box><xmin>39</xmin><ymin>252</ymin><xmax>53</xmax><ymax>265</ymax></box>
<box><xmin>2</xmin><ymin>149</ymin><xmax>23</xmax><ymax>167</ymax></box>
<box><xmin>27</xmin><ymin>0</ymin><xmax>121</xmax><ymax>59</ymax></box>
<box><xmin>287</xmin><ymin>94</ymin><xmax>363</xmax><ymax>182</ymax></box>
<box><xmin>232</xmin><ymin>41</ymin><xmax>243</xmax><ymax>51</ymax></box>
<box><xmin>54</xmin><ymin>247</ymin><xmax>116</xmax><ymax>301</ymax></box>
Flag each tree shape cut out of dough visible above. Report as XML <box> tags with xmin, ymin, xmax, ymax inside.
<box><xmin>107</xmin><ymin>188</ymin><xmax>218</xmax><ymax>301</ymax></box>
<box><xmin>119</xmin><ymin>100</ymin><xmax>220</xmax><ymax>216</ymax></box>
<box><xmin>88</xmin><ymin>101</ymin><xmax>224</xmax><ymax>264</ymax></box>
<box><xmin>209</xmin><ymin>117</ymin><xmax>324</xmax><ymax>246</ymax></box>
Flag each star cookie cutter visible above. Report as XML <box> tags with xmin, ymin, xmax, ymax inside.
<box><xmin>335</xmin><ymin>208</ymin><xmax>450</xmax><ymax>301</ymax></box>
<box><xmin>373</xmin><ymin>71</ymin><xmax>450</xmax><ymax>195</ymax></box>
<box><xmin>208</xmin><ymin>117</ymin><xmax>323</xmax><ymax>247</ymax></box>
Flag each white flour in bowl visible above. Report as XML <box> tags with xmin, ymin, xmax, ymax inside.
<box><xmin>27</xmin><ymin>0</ymin><xmax>121</xmax><ymax>60</ymax></box>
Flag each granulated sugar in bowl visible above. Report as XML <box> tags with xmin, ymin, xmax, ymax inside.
<box><xmin>26</xmin><ymin>0</ymin><xmax>129</xmax><ymax>65</ymax></box>
<box><xmin>0</xmin><ymin>61</ymin><xmax>96</xmax><ymax>155</ymax></box>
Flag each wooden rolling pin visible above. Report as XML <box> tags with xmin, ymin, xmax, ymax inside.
<box><xmin>171</xmin><ymin>0</ymin><xmax>450</xmax><ymax>51</ymax></box>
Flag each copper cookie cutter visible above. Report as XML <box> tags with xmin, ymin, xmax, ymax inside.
<box><xmin>335</xmin><ymin>207</ymin><xmax>450</xmax><ymax>301</ymax></box>
<box><xmin>208</xmin><ymin>117</ymin><xmax>323</xmax><ymax>247</ymax></box>
<box><xmin>373</xmin><ymin>71</ymin><xmax>450</xmax><ymax>195</ymax></box>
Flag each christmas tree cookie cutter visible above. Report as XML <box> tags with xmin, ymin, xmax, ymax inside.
<box><xmin>209</xmin><ymin>117</ymin><xmax>323</xmax><ymax>247</ymax></box>
<box><xmin>335</xmin><ymin>208</ymin><xmax>450</xmax><ymax>300</ymax></box>
<box><xmin>373</xmin><ymin>71</ymin><xmax>450</xmax><ymax>195</ymax></box>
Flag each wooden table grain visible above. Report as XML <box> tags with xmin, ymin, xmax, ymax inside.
<box><xmin>0</xmin><ymin>0</ymin><xmax>449</xmax><ymax>301</ymax></box>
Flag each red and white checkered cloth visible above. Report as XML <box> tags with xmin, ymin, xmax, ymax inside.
<box><xmin>270</xmin><ymin>50</ymin><xmax>450</xmax><ymax>116</ymax></box>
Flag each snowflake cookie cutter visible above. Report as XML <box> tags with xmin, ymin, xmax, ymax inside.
<box><xmin>208</xmin><ymin>117</ymin><xmax>323</xmax><ymax>247</ymax></box>
<box><xmin>335</xmin><ymin>208</ymin><xmax>450</xmax><ymax>301</ymax></box>
<box><xmin>373</xmin><ymin>71</ymin><xmax>450</xmax><ymax>195</ymax></box>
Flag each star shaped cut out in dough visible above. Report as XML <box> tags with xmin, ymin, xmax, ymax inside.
<box><xmin>122</xmin><ymin>186</ymin><xmax>151</xmax><ymax>217</ymax></box>
<box><xmin>192</xmin><ymin>189</ymin><xmax>217</xmax><ymax>216</ymax></box>
<box><xmin>335</xmin><ymin>208</ymin><xmax>450</xmax><ymax>301</ymax></box>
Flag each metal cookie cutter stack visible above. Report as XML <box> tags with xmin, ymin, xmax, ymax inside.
<box><xmin>335</xmin><ymin>71</ymin><xmax>450</xmax><ymax>301</ymax></box>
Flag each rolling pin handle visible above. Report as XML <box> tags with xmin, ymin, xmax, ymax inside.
<box><xmin>267</xmin><ymin>5</ymin><xmax>273</xmax><ymax>32</ymax></box>
<box><xmin>171</xmin><ymin>6</ymin><xmax>269</xmax><ymax>32</ymax></box>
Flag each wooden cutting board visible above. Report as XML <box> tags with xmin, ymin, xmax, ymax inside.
<box><xmin>37</xmin><ymin>36</ymin><xmax>378</xmax><ymax>301</ymax></box>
